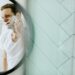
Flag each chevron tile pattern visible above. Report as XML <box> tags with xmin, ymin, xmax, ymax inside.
<box><xmin>26</xmin><ymin>0</ymin><xmax>75</xmax><ymax>75</ymax></box>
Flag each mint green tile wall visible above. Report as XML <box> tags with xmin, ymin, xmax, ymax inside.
<box><xmin>26</xmin><ymin>0</ymin><xmax>75</xmax><ymax>75</ymax></box>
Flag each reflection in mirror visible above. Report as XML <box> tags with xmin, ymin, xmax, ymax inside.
<box><xmin>0</xmin><ymin>1</ymin><xmax>26</xmax><ymax>73</ymax></box>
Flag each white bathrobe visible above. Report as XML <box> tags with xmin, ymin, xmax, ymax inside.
<box><xmin>0</xmin><ymin>25</ymin><xmax>24</xmax><ymax>70</ymax></box>
<box><xmin>3</xmin><ymin>29</ymin><xmax>24</xmax><ymax>70</ymax></box>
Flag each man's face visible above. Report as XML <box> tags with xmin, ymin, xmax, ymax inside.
<box><xmin>1</xmin><ymin>8</ymin><xmax>14</xmax><ymax>26</ymax></box>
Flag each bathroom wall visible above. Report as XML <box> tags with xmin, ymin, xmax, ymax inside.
<box><xmin>26</xmin><ymin>0</ymin><xmax>75</xmax><ymax>75</ymax></box>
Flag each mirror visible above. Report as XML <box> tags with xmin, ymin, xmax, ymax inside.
<box><xmin>0</xmin><ymin>0</ymin><xmax>34</xmax><ymax>74</ymax></box>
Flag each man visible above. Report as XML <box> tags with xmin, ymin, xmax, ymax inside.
<box><xmin>0</xmin><ymin>3</ymin><xmax>24</xmax><ymax>71</ymax></box>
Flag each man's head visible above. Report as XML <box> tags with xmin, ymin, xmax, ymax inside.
<box><xmin>1</xmin><ymin>3</ymin><xmax>21</xmax><ymax>25</ymax></box>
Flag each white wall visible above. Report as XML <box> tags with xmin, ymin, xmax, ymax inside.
<box><xmin>16</xmin><ymin>0</ymin><xmax>26</xmax><ymax>8</ymax></box>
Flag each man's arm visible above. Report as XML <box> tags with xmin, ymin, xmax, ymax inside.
<box><xmin>2</xmin><ymin>50</ymin><xmax>8</xmax><ymax>71</ymax></box>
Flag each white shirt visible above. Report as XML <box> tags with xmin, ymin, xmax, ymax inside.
<box><xmin>0</xmin><ymin>25</ymin><xmax>10</xmax><ymax>71</ymax></box>
<box><xmin>0</xmin><ymin>25</ymin><xmax>25</xmax><ymax>70</ymax></box>
<box><xmin>4</xmin><ymin>30</ymin><xmax>24</xmax><ymax>70</ymax></box>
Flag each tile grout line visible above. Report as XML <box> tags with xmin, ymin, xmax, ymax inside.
<box><xmin>56</xmin><ymin>0</ymin><xmax>72</xmax><ymax>14</ymax></box>
<box><xmin>37</xmin><ymin>4</ymin><xmax>72</xmax><ymax>36</ymax></box>
<box><xmin>57</xmin><ymin>57</ymin><xmax>71</xmax><ymax>69</ymax></box>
